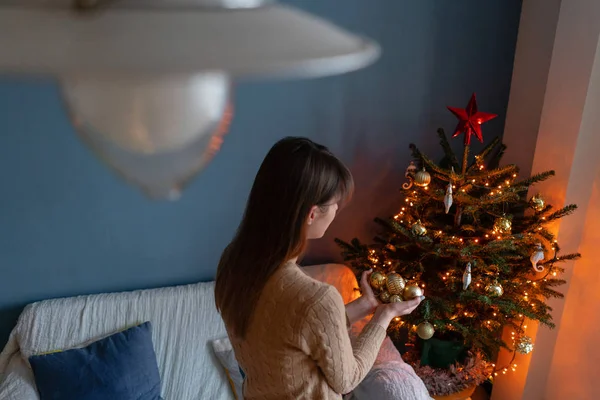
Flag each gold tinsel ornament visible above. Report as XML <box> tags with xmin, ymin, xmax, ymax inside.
<box><xmin>403</xmin><ymin>284</ymin><xmax>424</xmax><ymax>300</ymax></box>
<box><xmin>530</xmin><ymin>194</ymin><xmax>545</xmax><ymax>212</ymax></box>
<box><xmin>369</xmin><ymin>271</ymin><xmax>387</xmax><ymax>291</ymax></box>
<box><xmin>386</xmin><ymin>273</ymin><xmax>406</xmax><ymax>295</ymax></box>
<box><xmin>486</xmin><ymin>279</ymin><xmax>504</xmax><ymax>297</ymax></box>
<box><xmin>411</xmin><ymin>220</ymin><xmax>427</xmax><ymax>236</ymax></box>
<box><xmin>493</xmin><ymin>216</ymin><xmax>512</xmax><ymax>234</ymax></box>
<box><xmin>417</xmin><ymin>321</ymin><xmax>435</xmax><ymax>340</ymax></box>
<box><xmin>414</xmin><ymin>168</ymin><xmax>431</xmax><ymax>187</ymax></box>
<box><xmin>379</xmin><ymin>291</ymin><xmax>391</xmax><ymax>303</ymax></box>
<box><xmin>389</xmin><ymin>295</ymin><xmax>403</xmax><ymax>303</ymax></box>
<box><xmin>515</xmin><ymin>335</ymin><xmax>534</xmax><ymax>354</ymax></box>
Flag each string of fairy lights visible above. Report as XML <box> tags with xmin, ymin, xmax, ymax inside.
<box><xmin>365</xmin><ymin>162</ymin><xmax>565</xmax><ymax>379</ymax></box>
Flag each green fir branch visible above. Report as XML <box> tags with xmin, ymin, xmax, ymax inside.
<box><xmin>437</xmin><ymin>128</ymin><xmax>460</xmax><ymax>170</ymax></box>
<box><xmin>550</xmin><ymin>252</ymin><xmax>581</xmax><ymax>262</ymax></box>
<box><xmin>489</xmin><ymin>144</ymin><xmax>508</xmax><ymax>169</ymax></box>
<box><xmin>475</xmin><ymin>136</ymin><xmax>501</xmax><ymax>162</ymax></box>
<box><xmin>470</xmin><ymin>164</ymin><xmax>519</xmax><ymax>180</ymax></box>
<box><xmin>514</xmin><ymin>170</ymin><xmax>555</xmax><ymax>189</ymax></box>
<box><xmin>546</xmin><ymin>204</ymin><xmax>578</xmax><ymax>221</ymax></box>
<box><xmin>540</xmin><ymin>287</ymin><xmax>565</xmax><ymax>299</ymax></box>
<box><xmin>409</xmin><ymin>144</ymin><xmax>453</xmax><ymax>178</ymax></box>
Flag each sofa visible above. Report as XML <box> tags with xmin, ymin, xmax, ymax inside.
<box><xmin>0</xmin><ymin>263</ymin><xmax>431</xmax><ymax>399</ymax></box>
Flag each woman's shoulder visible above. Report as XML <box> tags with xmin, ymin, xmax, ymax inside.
<box><xmin>266</xmin><ymin>263</ymin><xmax>337</xmax><ymax>306</ymax></box>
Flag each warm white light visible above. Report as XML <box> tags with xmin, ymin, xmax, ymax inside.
<box><xmin>64</xmin><ymin>73</ymin><xmax>231</xmax><ymax>199</ymax></box>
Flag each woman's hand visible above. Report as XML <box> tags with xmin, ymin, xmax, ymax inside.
<box><xmin>345</xmin><ymin>270</ymin><xmax>379</xmax><ymax>325</ymax></box>
<box><xmin>359</xmin><ymin>270</ymin><xmax>379</xmax><ymax>310</ymax></box>
<box><xmin>380</xmin><ymin>296</ymin><xmax>424</xmax><ymax>317</ymax></box>
<box><xmin>371</xmin><ymin>296</ymin><xmax>424</xmax><ymax>330</ymax></box>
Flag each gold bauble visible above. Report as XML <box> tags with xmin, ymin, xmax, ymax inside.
<box><xmin>403</xmin><ymin>284</ymin><xmax>424</xmax><ymax>300</ymax></box>
<box><xmin>369</xmin><ymin>271</ymin><xmax>387</xmax><ymax>291</ymax></box>
<box><xmin>486</xmin><ymin>279</ymin><xmax>504</xmax><ymax>297</ymax></box>
<box><xmin>379</xmin><ymin>291</ymin><xmax>391</xmax><ymax>303</ymax></box>
<box><xmin>389</xmin><ymin>294</ymin><xmax>403</xmax><ymax>303</ymax></box>
<box><xmin>493</xmin><ymin>216</ymin><xmax>512</xmax><ymax>234</ymax></box>
<box><xmin>411</xmin><ymin>220</ymin><xmax>427</xmax><ymax>236</ymax></box>
<box><xmin>414</xmin><ymin>168</ymin><xmax>431</xmax><ymax>187</ymax></box>
<box><xmin>515</xmin><ymin>335</ymin><xmax>534</xmax><ymax>355</ymax></box>
<box><xmin>530</xmin><ymin>194</ymin><xmax>545</xmax><ymax>212</ymax></box>
<box><xmin>417</xmin><ymin>321</ymin><xmax>435</xmax><ymax>340</ymax></box>
<box><xmin>386</xmin><ymin>273</ymin><xmax>406</xmax><ymax>295</ymax></box>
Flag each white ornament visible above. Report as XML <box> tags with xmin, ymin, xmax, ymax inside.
<box><xmin>403</xmin><ymin>161</ymin><xmax>418</xmax><ymax>189</ymax></box>
<box><xmin>444</xmin><ymin>182</ymin><xmax>453</xmax><ymax>214</ymax></box>
<box><xmin>530</xmin><ymin>243</ymin><xmax>545</xmax><ymax>272</ymax></box>
<box><xmin>463</xmin><ymin>262</ymin><xmax>472</xmax><ymax>290</ymax></box>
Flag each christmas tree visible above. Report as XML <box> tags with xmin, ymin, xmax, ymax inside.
<box><xmin>336</xmin><ymin>94</ymin><xmax>581</xmax><ymax>395</ymax></box>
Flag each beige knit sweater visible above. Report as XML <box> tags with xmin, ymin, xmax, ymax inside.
<box><xmin>228</xmin><ymin>262</ymin><xmax>387</xmax><ymax>399</ymax></box>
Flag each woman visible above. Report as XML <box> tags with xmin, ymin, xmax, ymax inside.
<box><xmin>215</xmin><ymin>137</ymin><xmax>424</xmax><ymax>399</ymax></box>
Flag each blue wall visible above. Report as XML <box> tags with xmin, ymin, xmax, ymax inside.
<box><xmin>0</xmin><ymin>0</ymin><xmax>521</xmax><ymax>346</ymax></box>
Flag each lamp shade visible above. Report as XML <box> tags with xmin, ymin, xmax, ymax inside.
<box><xmin>63</xmin><ymin>73</ymin><xmax>232</xmax><ymax>199</ymax></box>
<box><xmin>0</xmin><ymin>1</ymin><xmax>381</xmax><ymax>198</ymax></box>
<box><xmin>0</xmin><ymin>1</ymin><xmax>380</xmax><ymax>80</ymax></box>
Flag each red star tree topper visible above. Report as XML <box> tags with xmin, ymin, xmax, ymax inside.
<box><xmin>447</xmin><ymin>93</ymin><xmax>497</xmax><ymax>145</ymax></box>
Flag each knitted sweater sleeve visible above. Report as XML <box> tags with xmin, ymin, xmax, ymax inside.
<box><xmin>300</xmin><ymin>285</ymin><xmax>387</xmax><ymax>394</ymax></box>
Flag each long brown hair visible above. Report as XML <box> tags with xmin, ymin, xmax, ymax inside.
<box><xmin>215</xmin><ymin>137</ymin><xmax>353</xmax><ymax>338</ymax></box>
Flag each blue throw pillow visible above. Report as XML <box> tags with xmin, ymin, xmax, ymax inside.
<box><xmin>29</xmin><ymin>321</ymin><xmax>162</xmax><ymax>400</ymax></box>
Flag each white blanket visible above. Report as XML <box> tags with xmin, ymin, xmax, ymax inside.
<box><xmin>0</xmin><ymin>281</ymin><xmax>233</xmax><ymax>400</ymax></box>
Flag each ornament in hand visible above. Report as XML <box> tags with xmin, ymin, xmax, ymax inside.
<box><xmin>379</xmin><ymin>291</ymin><xmax>391</xmax><ymax>303</ymax></box>
<box><xmin>403</xmin><ymin>284</ymin><xmax>424</xmax><ymax>300</ymax></box>
<box><xmin>389</xmin><ymin>295</ymin><xmax>403</xmax><ymax>303</ymax></box>
<box><xmin>369</xmin><ymin>271</ymin><xmax>387</xmax><ymax>291</ymax></box>
<box><xmin>386</xmin><ymin>273</ymin><xmax>406</xmax><ymax>295</ymax></box>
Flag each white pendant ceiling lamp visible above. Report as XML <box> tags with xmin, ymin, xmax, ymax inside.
<box><xmin>0</xmin><ymin>0</ymin><xmax>380</xmax><ymax>199</ymax></box>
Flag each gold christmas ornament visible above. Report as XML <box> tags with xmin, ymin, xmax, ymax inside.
<box><xmin>417</xmin><ymin>321</ymin><xmax>435</xmax><ymax>340</ymax></box>
<box><xmin>403</xmin><ymin>284</ymin><xmax>424</xmax><ymax>300</ymax></box>
<box><xmin>414</xmin><ymin>168</ymin><xmax>431</xmax><ymax>187</ymax></box>
<box><xmin>486</xmin><ymin>279</ymin><xmax>504</xmax><ymax>297</ymax></box>
<box><xmin>369</xmin><ymin>271</ymin><xmax>387</xmax><ymax>291</ymax></box>
<box><xmin>411</xmin><ymin>220</ymin><xmax>427</xmax><ymax>236</ymax></box>
<box><xmin>493</xmin><ymin>216</ymin><xmax>512</xmax><ymax>234</ymax></box>
<box><xmin>530</xmin><ymin>194</ymin><xmax>545</xmax><ymax>212</ymax></box>
<box><xmin>515</xmin><ymin>335</ymin><xmax>534</xmax><ymax>354</ymax></box>
<box><xmin>389</xmin><ymin>294</ymin><xmax>403</xmax><ymax>303</ymax></box>
<box><xmin>379</xmin><ymin>291</ymin><xmax>391</xmax><ymax>303</ymax></box>
<box><xmin>386</xmin><ymin>273</ymin><xmax>406</xmax><ymax>295</ymax></box>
